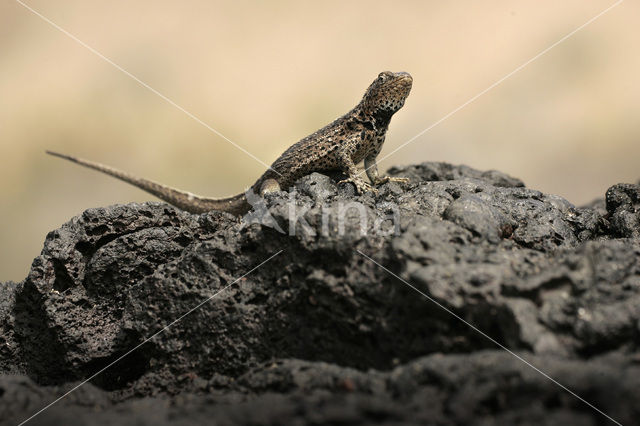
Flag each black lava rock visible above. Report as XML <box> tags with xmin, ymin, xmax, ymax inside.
<box><xmin>1</xmin><ymin>162</ymin><xmax>639</xmax><ymax>425</ymax></box>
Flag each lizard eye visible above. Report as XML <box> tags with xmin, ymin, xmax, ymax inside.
<box><xmin>378</xmin><ymin>71</ymin><xmax>392</xmax><ymax>80</ymax></box>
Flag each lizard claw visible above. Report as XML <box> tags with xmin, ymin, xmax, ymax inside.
<box><xmin>339</xmin><ymin>176</ymin><xmax>378</xmax><ymax>195</ymax></box>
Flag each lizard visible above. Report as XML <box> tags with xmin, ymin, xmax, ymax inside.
<box><xmin>47</xmin><ymin>71</ymin><xmax>413</xmax><ymax>216</ymax></box>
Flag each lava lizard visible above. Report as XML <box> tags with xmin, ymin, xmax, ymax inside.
<box><xmin>47</xmin><ymin>71</ymin><xmax>413</xmax><ymax>216</ymax></box>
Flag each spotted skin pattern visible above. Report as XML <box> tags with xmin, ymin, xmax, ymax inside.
<box><xmin>47</xmin><ymin>71</ymin><xmax>413</xmax><ymax>216</ymax></box>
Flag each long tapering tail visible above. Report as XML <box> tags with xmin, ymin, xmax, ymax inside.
<box><xmin>46</xmin><ymin>151</ymin><xmax>249</xmax><ymax>215</ymax></box>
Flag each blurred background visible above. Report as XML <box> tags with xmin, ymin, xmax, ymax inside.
<box><xmin>1</xmin><ymin>0</ymin><xmax>638</xmax><ymax>281</ymax></box>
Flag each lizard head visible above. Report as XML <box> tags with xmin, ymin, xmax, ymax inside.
<box><xmin>361</xmin><ymin>71</ymin><xmax>413</xmax><ymax>120</ymax></box>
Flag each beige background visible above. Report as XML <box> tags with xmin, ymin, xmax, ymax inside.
<box><xmin>1</xmin><ymin>1</ymin><xmax>638</xmax><ymax>281</ymax></box>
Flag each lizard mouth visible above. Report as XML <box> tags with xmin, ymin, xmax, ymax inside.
<box><xmin>385</xmin><ymin>72</ymin><xmax>413</xmax><ymax>92</ymax></box>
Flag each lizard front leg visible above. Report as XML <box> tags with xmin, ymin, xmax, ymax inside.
<box><xmin>364</xmin><ymin>154</ymin><xmax>409</xmax><ymax>186</ymax></box>
<box><xmin>337</xmin><ymin>150</ymin><xmax>378</xmax><ymax>195</ymax></box>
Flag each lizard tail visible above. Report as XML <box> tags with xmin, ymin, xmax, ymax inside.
<box><xmin>46</xmin><ymin>151</ymin><xmax>249</xmax><ymax>215</ymax></box>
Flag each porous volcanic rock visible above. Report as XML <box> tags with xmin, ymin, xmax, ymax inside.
<box><xmin>1</xmin><ymin>162</ymin><xmax>639</xmax><ymax>425</ymax></box>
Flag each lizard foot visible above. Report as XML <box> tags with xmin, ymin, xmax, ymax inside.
<box><xmin>373</xmin><ymin>176</ymin><xmax>410</xmax><ymax>186</ymax></box>
<box><xmin>338</xmin><ymin>176</ymin><xmax>378</xmax><ymax>195</ymax></box>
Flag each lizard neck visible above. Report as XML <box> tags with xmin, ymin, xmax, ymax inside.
<box><xmin>357</xmin><ymin>104</ymin><xmax>391</xmax><ymax>132</ymax></box>
<box><xmin>372</xmin><ymin>110</ymin><xmax>392</xmax><ymax>130</ymax></box>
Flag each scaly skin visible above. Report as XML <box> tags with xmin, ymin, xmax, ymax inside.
<box><xmin>48</xmin><ymin>71</ymin><xmax>413</xmax><ymax>216</ymax></box>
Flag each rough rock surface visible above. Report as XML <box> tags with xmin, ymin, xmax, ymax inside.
<box><xmin>1</xmin><ymin>162</ymin><xmax>639</xmax><ymax>425</ymax></box>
